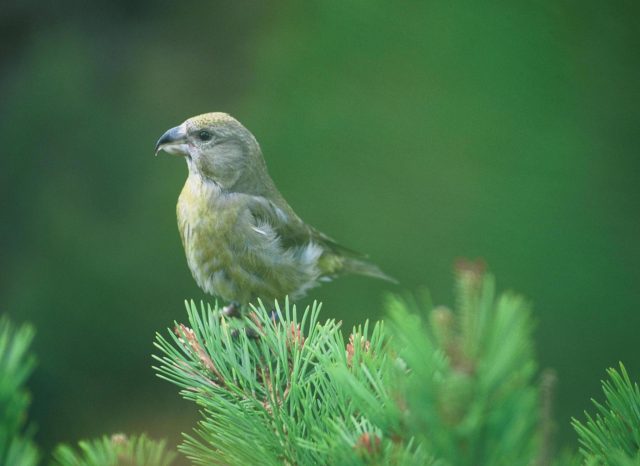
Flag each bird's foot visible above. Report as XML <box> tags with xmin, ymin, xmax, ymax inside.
<box><xmin>224</xmin><ymin>305</ymin><xmax>278</xmax><ymax>340</ymax></box>
<box><xmin>231</xmin><ymin>327</ymin><xmax>260</xmax><ymax>340</ymax></box>
<box><xmin>221</xmin><ymin>302</ymin><xmax>241</xmax><ymax>319</ymax></box>
<box><xmin>222</xmin><ymin>303</ymin><xmax>260</xmax><ymax>340</ymax></box>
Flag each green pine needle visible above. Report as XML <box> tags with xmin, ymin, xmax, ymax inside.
<box><xmin>4</xmin><ymin>269</ymin><xmax>640</xmax><ymax>465</ymax></box>
<box><xmin>572</xmin><ymin>363</ymin><xmax>640</xmax><ymax>465</ymax></box>
<box><xmin>153</xmin><ymin>267</ymin><xmax>541</xmax><ymax>465</ymax></box>
<box><xmin>0</xmin><ymin>316</ymin><xmax>39</xmax><ymax>466</ymax></box>
<box><xmin>51</xmin><ymin>433</ymin><xmax>177</xmax><ymax>466</ymax></box>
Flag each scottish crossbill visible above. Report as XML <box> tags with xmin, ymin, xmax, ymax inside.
<box><xmin>155</xmin><ymin>113</ymin><xmax>394</xmax><ymax>308</ymax></box>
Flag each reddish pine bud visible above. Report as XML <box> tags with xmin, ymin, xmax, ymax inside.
<box><xmin>354</xmin><ymin>432</ymin><xmax>382</xmax><ymax>456</ymax></box>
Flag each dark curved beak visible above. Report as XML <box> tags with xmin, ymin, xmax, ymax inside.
<box><xmin>155</xmin><ymin>124</ymin><xmax>188</xmax><ymax>156</ymax></box>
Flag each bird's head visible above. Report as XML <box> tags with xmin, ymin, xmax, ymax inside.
<box><xmin>155</xmin><ymin>112</ymin><xmax>268</xmax><ymax>191</ymax></box>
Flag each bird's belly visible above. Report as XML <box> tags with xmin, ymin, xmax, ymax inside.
<box><xmin>177</xmin><ymin>182</ymin><xmax>322</xmax><ymax>304</ymax></box>
<box><xmin>184</xmin><ymin>224</ymin><xmax>287</xmax><ymax>304</ymax></box>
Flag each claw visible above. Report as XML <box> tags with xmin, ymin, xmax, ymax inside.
<box><xmin>231</xmin><ymin>327</ymin><xmax>260</xmax><ymax>340</ymax></box>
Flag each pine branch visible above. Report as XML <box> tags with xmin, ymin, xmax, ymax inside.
<box><xmin>0</xmin><ymin>315</ymin><xmax>39</xmax><ymax>466</ymax></box>
<box><xmin>153</xmin><ymin>298</ymin><xmax>364</xmax><ymax>465</ymax></box>
<box><xmin>334</xmin><ymin>262</ymin><xmax>540</xmax><ymax>466</ymax></box>
<box><xmin>572</xmin><ymin>363</ymin><xmax>640</xmax><ymax>466</ymax></box>
<box><xmin>4</xmin><ymin>269</ymin><xmax>640</xmax><ymax>466</ymax></box>
<box><xmin>153</xmin><ymin>265</ymin><xmax>541</xmax><ymax>465</ymax></box>
<box><xmin>52</xmin><ymin>433</ymin><xmax>177</xmax><ymax>466</ymax></box>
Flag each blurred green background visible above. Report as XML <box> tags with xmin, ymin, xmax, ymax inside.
<box><xmin>1</xmin><ymin>0</ymin><xmax>638</xmax><ymax>457</ymax></box>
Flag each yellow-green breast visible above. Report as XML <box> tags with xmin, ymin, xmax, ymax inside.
<box><xmin>177</xmin><ymin>174</ymin><xmax>324</xmax><ymax>304</ymax></box>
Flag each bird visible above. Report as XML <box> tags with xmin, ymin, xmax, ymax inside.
<box><xmin>155</xmin><ymin>112</ymin><xmax>395</xmax><ymax>312</ymax></box>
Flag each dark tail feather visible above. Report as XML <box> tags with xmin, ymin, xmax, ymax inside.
<box><xmin>345</xmin><ymin>258</ymin><xmax>398</xmax><ymax>284</ymax></box>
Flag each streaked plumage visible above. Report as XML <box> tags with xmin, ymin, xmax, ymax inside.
<box><xmin>156</xmin><ymin>112</ymin><xmax>394</xmax><ymax>306</ymax></box>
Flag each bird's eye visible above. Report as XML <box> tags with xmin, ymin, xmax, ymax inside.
<box><xmin>197</xmin><ymin>130</ymin><xmax>213</xmax><ymax>141</ymax></box>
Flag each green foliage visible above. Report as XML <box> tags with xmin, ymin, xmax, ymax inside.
<box><xmin>0</xmin><ymin>316</ymin><xmax>39</xmax><ymax>466</ymax></box>
<box><xmin>2</xmin><ymin>271</ymin><xmax>640</xmax><ymax>465</ymax></box>
<box><xmin>572</xmin><ymin>364</ymin><xmax>640</xmax><ymax>466</ymax></box>
<box><xmin>52</xmin><ymin>434</ymin><xmax>176</xmax><ymax>466</ymax></box>
<box><xmin>154</xmin><ymin>265</ymin><xmax>540</xmax><ymax>465</ymax></box>
<box><xmin>348</xmin><ymin>264</ymin><xmax>540</xmax><ymax>466</ymax></box>
<box><xmin>153</xmin><ymin>298</ymin><xmax>370</xmax><ymax>465</ymax></box>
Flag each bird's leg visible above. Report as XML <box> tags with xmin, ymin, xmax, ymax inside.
<box><xmin>231</xmin><ymin>319</ymin><xmax>260</xmax><ymax>340</ymax></box>
<box><xmin>221</xmin><ymin>302</ymin><xmax>241</xmax><ymax>319</ymax></box>
<box><xmin>222</xmin><ymin>302</ymin><xmax>260</xmax><ymax>340</ymax></box>
<box><xmin>225</xmin><ymin>305</ymin><xmax>278</xmax><ymax>340</ymax></box>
